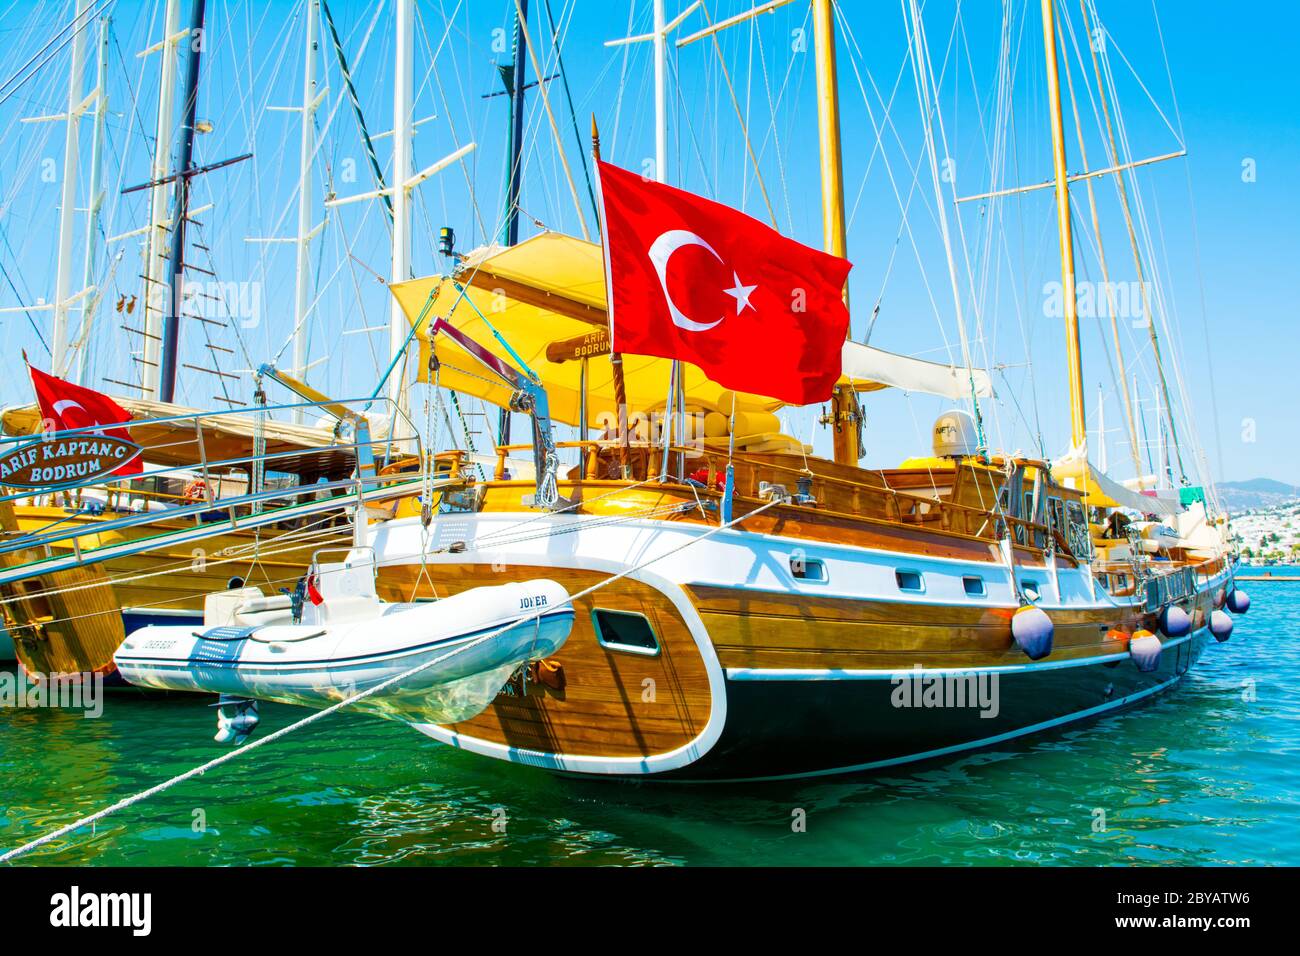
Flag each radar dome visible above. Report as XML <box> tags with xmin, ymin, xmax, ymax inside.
<box><xmin>932</xmin><ymin>409</ymin><xmax>979</xmax><ymax>458</ymax></box>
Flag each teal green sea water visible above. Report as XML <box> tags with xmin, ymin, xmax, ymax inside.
<box><xmin>2</xmin><ymin>575</ymin><xmax>1297</xmax><ymax>866</ymax></box>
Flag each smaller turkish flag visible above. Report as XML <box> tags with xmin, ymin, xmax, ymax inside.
<box><xmin>305</xmin><ymin>570</ymin><xmax>324</xmax><ymax>606</ymax></box>
<box><xmin>597</xmin><ymin>160</ymin><xmax>852</xmax><ymax>405</ymax></box>
<box><xmin>27</xmin><ymin>365</ymin><xmax>143</xmax><ymax>476</ymax></box>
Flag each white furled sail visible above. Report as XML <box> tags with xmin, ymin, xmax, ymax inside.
<box><xmin>1054</xmin><ymin>450</ymin><xmax>1183</xmax><ymax>516</ymax></box>
<box><xmin>840</xmin><ymin>341</ymin><xmax>995</xmax><ymax>400</ymax></box>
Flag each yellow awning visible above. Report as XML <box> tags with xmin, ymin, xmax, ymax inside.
<box><xmin>390</xmin><ymin>233</ymin><xmax>779</xmax><ymax>427</ymax></box>
<box><xmin>390</xmin><ymin>231</ymin><xmax>992</xmax><ymax>427</ymax></box>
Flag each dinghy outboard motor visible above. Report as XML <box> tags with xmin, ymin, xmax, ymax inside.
<box><xmin>213</xmin><ymin>695</ymin><xmax>260</xmax><ymax>745</ymax></box>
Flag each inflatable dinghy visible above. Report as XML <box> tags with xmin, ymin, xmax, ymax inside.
<box><xmin>114</xmin><ymin>548</ymin><xmax>573</xmax><ymax>736</ymax></box>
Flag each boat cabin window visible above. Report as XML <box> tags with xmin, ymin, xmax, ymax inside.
<box><xmin>1021</xmin><ymin>579</ymin><xmax>1042</xmax><ymax>602</ymax></box>
<box><xmin>895</xmin><ymin>570</ymin><xmax>924</xmax><ymax>593</ymax></box>
<box><xmin>789</xmin><ymin>554</ymin><xmax>827</xmax><ymax>582</ymax></box>
<box><xmin>592</xmin><ymin>609</ymin><xmax>660</xmax><ymax>656</ymax></box>
<box><xmin>1049</xmin><ymin>497</ymin><xmax>1065</xmax><ymax>533</ymax></box>
<box><xmin>962</xmin><ymin>575</ymin><xmax>986</xmax><ymax>597</ymax></box>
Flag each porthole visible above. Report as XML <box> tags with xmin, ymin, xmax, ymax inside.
<box><xmin>895</xmin><ymin>570</ymin><xmax>924</xmax><ymax>592</ymax></box>
<box><xmin>592</xmin><ymin>609</ymin><xmax>660</xmax><ymax>656</ymax></box>
<box><xmin>790</xmin><ymin>555</ymin><xmax>827</xmax><ymax>582</ymax></box>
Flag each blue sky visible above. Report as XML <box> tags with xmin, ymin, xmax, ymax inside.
<box><xmin>0</xmin><ymin>0</ymin><xmax>1295</xmax><ymax>485</ymax></box>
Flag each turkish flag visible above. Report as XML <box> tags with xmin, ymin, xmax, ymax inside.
<box><xmin>597</xmin><ymin>160</ymin><xmax>852</xmax><ymax>405</ymax></box>
<box><xmin>27</xmin><ymin>365</ymin><xmax>142</xmax><ymax>476</ymax></box>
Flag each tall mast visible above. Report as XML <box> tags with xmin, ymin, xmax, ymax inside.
<box><xmin>652</xmin><ymin>0</ymin><xmax>684</xmax><ymax>479</ymax></box>
<box><xmin>653</xmin><ymin>0</ymin><xmax>667</xmax><ymax>182</ymax></box>
<box><xmin>1078</xmin><ymin>0</ymin><xmax>1183</xmax><ymax>481</ymax></box>
<box><xmin>51</xmin><ymin>0</ymin><xmax>91</xmax><ymax>378</ymax></box>
<box><xmin>495</xmin><ymin>0</ymin><xmax>529</xmax><ymax>447</ymax></box>
<box><xmin>158</xmin><ymin>0</ymin><xmax>207</xmax><ymax>404</ymax></box>
<box><xmin>142</xmin><ymin>0</ymin><xmax>181</xmax><ymax>397</ymax></box>
<box><xmin>498</xmin><ymin>0</ymin><xmax>529</xmax><ymax>248</ymax></box>
<box><xmin>812</xmin><ymin>0</ymin><xmax>860</xmax><ymax>465</ymax></box>
<box><xmin>291</xmin><ymin>0</ymin><xmax>321</xmax><ymax>421</ymax></box>
<box><xmin>74</xmin><ymin>13</ymin><xmax>112</xmax><ymax>385</ymax></box>
<box><xmin>1096</xmin><ymin>383</ymin><xmax>1107</xmax><ymax>473</ymax></box>
<box><xmin>1040</xmin><ymin>0</ymin><xmax>1088</xmax><ymax>453</ymax></box>
<box><xmin>388</xmin><ymin>0</ymin><xmax>413</xmax><ymax>418</ymax></box>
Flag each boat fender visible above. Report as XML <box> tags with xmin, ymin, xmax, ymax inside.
<box><xmin>1226</xmin><ymin>588</ymin><xmax>1250</xmax><ymax>615</ymax></box>
<box><xmin>1157</xmin><ymin>604</ymin><xmax>1191</xmax><ymax>638</ymax></box>
<box><xmin>212</xmin><ymin>695</ymin><xmax>260</xmax><ymax>745</ymax></box>
<box><xmin>1209</xmin><ymin>609</ymin><xmax>1234</xmax><ymax>643</ymax></box>
<box><xmin>1011</xmin><ymin>605</ymin><xmax>1054</xmax><ymax>661</ymax></box>
<box><xmin>1129</xmin><ymin>630</ymin><xmax>1162</xmax><ymax>673</ymax></box>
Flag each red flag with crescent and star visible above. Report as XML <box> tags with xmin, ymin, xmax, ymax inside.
<box><xmin>27</xmin><ymin>364</ymin><xmax>143</xmax><ymax>476</ymax></box>
<box><xmin>596</xmin><ymin>160</ymin><xmax>852</xmax><ymax>406</ymax></box>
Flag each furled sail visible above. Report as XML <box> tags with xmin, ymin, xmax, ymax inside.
<box><xmin>840</xmin><ymin>340</ymin><xmax>994</xmax><ymax>400</ymax></box>
<box><xmin>1053</xmin><ymin>450</ymin><xmax>1183</xmax><ymax>516</ymax></box>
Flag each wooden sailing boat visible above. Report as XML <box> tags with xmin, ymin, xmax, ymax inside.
<box><xmin>348</xmin><ymin>0</ymin><xmax>1243</xmax><ymax>780</ymax></box>
<box><xmin>0</xmin><ymin>0</ymin><xmax>362</xmax><ymax>681</ymax></box>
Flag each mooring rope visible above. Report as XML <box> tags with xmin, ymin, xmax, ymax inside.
<box><xmin>0</xmin><ymin>497</ymin><xmax>781</xmax><ymax>865</ymax></box>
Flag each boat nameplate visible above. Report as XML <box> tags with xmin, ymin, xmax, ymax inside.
<box><xmin>0</xmin><ymin>434</ymin><xmax>142</xmax><ymax>491</ymax></box>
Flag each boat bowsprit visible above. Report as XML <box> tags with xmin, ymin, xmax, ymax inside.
<box><xmin>113</xmin><ymin>549</ymin><xmax>574</xmax><ymax>734</ymax></box>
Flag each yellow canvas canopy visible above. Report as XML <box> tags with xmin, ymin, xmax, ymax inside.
<box><xmin>390</xmin><ymin>232</ymin><xmax>992</xmax><ymax>427</ymax></box>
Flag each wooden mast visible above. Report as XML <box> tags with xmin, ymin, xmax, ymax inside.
<box><xmin>591</xmin><ymin>115</ymin><xmax>630</xmax><ymax>478</ymax></box>
<box><xmin>1040</xmin><ymin>0</ymin><xmax>1088</xmax><ymax>454</ymax></box>
<box><xmin>812</xmin><ymin>0</ymin><xmax>860</xmax><ymax>464</ymax></box>
<box><xmin>1078</xmin><ymin>0</ymin><xmax>1183</xmax><ymax>482</ymax></box>
<box><xmin>159</xmin><ymin>0</ymin><xmax>207</xmax><ymax>404</ymax></box>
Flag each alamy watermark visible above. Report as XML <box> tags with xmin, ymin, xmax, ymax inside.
<box><xmin>0</xmin><ymin>669</ymin><xmax>103</xmax><ymax>718</ymax></box>
<box><xmin>1043</xmin><ymin>279</ymin><xmax>1148</xmax><ymax>327</ymax></box>
<box><xmin>890</xmin><ymin>665</ymin><xmax>1000</xmax><ymax>719</ymax></box>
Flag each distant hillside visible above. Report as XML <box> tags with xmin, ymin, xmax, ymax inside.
<box><xmin>1216</xmin><ymin>478</ymin><xmax>1300</xmax><ymax>513</ymax></box>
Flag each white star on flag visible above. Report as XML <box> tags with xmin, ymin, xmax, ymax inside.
<box><xmin>723</xmin><ymin>272</ymin><xmax>757</xmax><ymax>314</ymax></box>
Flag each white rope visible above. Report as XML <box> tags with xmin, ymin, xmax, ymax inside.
<box><xmin>0</xmin><ymin>496</ymin><xmax>781</xmax><ymax>865</ymax></box>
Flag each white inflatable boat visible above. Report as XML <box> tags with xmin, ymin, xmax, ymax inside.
<box><xmin>114</xmin><ymin>548</ymin><xmax>573</xmax><ymax>736</ymax></box>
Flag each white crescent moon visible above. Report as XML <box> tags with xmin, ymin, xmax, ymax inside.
<box><xmin>52</xmin><ymin>400</ymin><xmax>86</xmax><ymax>417</ymax></box>
<box><xmin>648</xmin><ymin>229</ymin><xmax>725</xmax><ymax>332</ymax></box>
<box><xmin>51</xmin><ymin>399</ymin><xmax>107</xmax><ymax>435</ymax></box>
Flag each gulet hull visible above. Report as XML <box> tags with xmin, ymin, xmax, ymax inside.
<box><xmin>368</xmin><ymin>509</ymin><xmax>1229</xmax><ymax>782</ymax></box>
